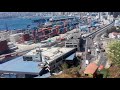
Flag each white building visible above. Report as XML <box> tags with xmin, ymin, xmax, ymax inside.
<box><xmin>117</xmin><ymin>34</ymin><xmax>120</xmax><ymax>39</ymax></box>
<box><xmin>23</xmin><ymin>47</ymin><xmax>76</xmax><ymax>69</ymax></box>
<box><xmin>108</xmin><ymin>32</ymin><xmax>117</xmax><ymax>39</ymax></box>
<box><xmin>108</xmin><ymin>32</ymin><xmax>120</xmax><ymax>39</ymax></box>
<box><xmin>10</xmin><ymin>33</ymin><xmax>24</xmax><ymax>43</ymax></box>
<box><xmin>0</xmin><ymin>31</ymin><xmax>10</xmax><ymax>41</ymax></box>
<box><xmin>114</xmin><ymin>19</ymin><xmax>120</xmax><ymax>27</ymax></box>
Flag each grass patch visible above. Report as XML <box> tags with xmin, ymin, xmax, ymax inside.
<box><xmin>99</xmin><ymin>69</ymin><xmax>108</xmax><ymax>78</ymax></box>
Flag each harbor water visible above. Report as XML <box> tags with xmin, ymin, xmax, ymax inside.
<box><xmin>0</xmin><ymin>17</ymin><xmax>50</xmax><ymax>30</ymax></box>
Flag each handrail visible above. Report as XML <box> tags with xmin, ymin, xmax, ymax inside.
<box><xmin>84</xmin><ymin>21</ymin><xmax>115</xmax><ymax>38</ymax></box>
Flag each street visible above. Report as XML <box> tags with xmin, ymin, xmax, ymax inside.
<box><xmin>82</xmin><ymin>28</ymin><xmax>108</xmax><ymax>68</ymax></box>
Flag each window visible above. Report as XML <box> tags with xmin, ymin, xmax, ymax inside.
<box><xmin>23</xmin><ymin>56</ymin><xmax>32</xmax><ymax>61</ymax></box>
<box><xmin>66</xmin><ymin>45</ymin><xmax>73</xmax><ymax>47</ymax></box>
<box><xmin>66</xmin><ymin>43</ymin><xmax>72</xmax><ymax>44</ymax></box>
<box><xmin>74</xmin><ymin>45</ymin><xmax>77</xmax><ymax>47</ymax></box>
<box><xmin>56</xmin><ymin>59</ymin><xmax>61</xmax><ymax>63</ymax></box>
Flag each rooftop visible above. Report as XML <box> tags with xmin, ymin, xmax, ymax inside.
<box><xmin>84</xmin><ymin>63</ymin><xmax>98</xmax><ymax>74</ymax></box>
<box><xmin>24</xmin><ymin>47</ymin><xmax>76</xmax><ymax>63</ymax></box>
<box><xmin>66</xmin><ymin>39</ymin><xmax>79</xmax><ymax>44</ymax></box>
<box><xmin>10</xmin><ymin>33</ymin><xmax>24</xmax><ymax>37</ymax></box>
<box><xmin>0</xmin><ymin>56</ymin><xmax>40</xmax><ymax>74</ymax></box>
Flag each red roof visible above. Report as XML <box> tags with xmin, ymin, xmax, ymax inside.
<box><xmin>98</xmin><ymin>65</ymin><xmax>104</xmax><ymax>70</ymax></box>
<box><xmin>84</xmin><ymin>63</ymin><xmax>98</xmax><ymax>74</ymax></box>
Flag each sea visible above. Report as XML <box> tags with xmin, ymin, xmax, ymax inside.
<box><xmin>0</xmin><ymin>16</ymin><xmax>50</xmax><ymax>30</ymax></box>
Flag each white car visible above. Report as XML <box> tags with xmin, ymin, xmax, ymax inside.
<box><xmin>85</xmin><ymin>60</ymin><xmax>89</xmax><ymax>67</ymax></box>
<box><xmin>96</xmin><ymin>48</ymin><xmax>100</xmax><ymax>53</ymax></box>
<box><xmin>85</xmin><ymin>60</ymin><xmax>89</xmax><ymax>65</ymax></box>
<box><xmin>87</xmin><ymin>49</ymin><xmax>91</xmax><ymax>53</ymax></box>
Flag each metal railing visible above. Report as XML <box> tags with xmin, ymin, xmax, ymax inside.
<box><xmin>84</xmin><ymin>21</ymin><xmax>115</xmax><ymax>38</ymax></box>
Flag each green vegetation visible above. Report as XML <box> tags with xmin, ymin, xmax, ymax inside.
<box><xmin>51</xmin><ymin>66</ymin><xmax>81</xmax><ymax>78</ymax></box>
<box><xmin>107</xmin><ymin>40</ymin><xmax>120</xmax><ymax>67</ymax></box>
<box><xmin>61</xmin><ymin>62</ymin><xmax>68</xmax><ymax>70</ymax></box>
<box><xmin>99</xmin><ymin>69</ymin><xmax>108</xmax><ymax>78</ymax></box>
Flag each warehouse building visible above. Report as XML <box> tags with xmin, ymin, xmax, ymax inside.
<box><xmin>65</xmin><ymin>32</ymin><xmax>81</xmax><ymax>51</ymax></box>
<box><xmin>0</xmin><ymin>47</ymin><xmax>77</xmax><ymax>78</ymax></box>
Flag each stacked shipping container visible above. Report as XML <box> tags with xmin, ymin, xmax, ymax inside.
<box><xmin>0</xmin><ymin>40</ymin><xmax>9</xmax><ymax>54</ymax></box>
<box><xmin>22</xmin><ymin>34</ymin><xmax>30</xmax><ymax>41</ymax></box>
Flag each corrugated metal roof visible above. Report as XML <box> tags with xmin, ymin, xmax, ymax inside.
<box><xmin>34</xmin><ymin>73</ymin><xmax>51</xmax><ymax>78</ymax></box>
<box><xmin>0</xmin><ymin>56</ymin><xmax>41</xmax><ymax>74</ymax></box>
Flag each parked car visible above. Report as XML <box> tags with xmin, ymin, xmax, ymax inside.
<box><xmin>101</xmin><ymin>48</ymin><xmax>105</xmax><ymax>52</ymax></box>
<box><xmin>96</xmin><ymin>48</ymin><xmax>100</xmax><ymax>53</ymax></box>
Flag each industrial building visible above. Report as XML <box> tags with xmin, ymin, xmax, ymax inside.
<box><xmin>65</xmin><ymin>32</ymin><xmax>81</xmax><ymax>50</ymax></box>
<box><xmin>0</xmin><ymin>47</ymin><xmax>77</xmax><ymax>78</ymax></box>
<box><xmin>23</xmin><ymin>47</ymin><xmax>77</xmax><ymax>70</ymax></box>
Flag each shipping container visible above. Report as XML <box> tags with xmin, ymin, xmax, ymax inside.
<box><xmin>0</xmin><ymin>40</ymin><xmax>9</xmax><ymax>54</ymax></box>
<box><xmin>0</xmin><ymin>40</ymin><xmax>8</xmax><ymax>51</ymax></box>
<box><xmin>22</xmin><ymin>34</ymin><xmax>30</xmax><ymax>41</ymax></box>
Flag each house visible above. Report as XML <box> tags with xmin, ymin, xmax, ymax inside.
<box><xmin>108</xmin><ymin>32</ymin><xmax>118</xmax><ymax>39</ymax></box>
<box><xmin>117</xmin><ymin>33</ymin><xmax>120</xmax><ymax>39</ymax></box>
<box><xmin>109</xmin><ymin>32</ymin><xmax>120</xmax><ymax>39</ymax></box>
<box><xmin>84</xmin><ymin>63</ymin><xmax>98</xmax><ymax>78</ymax></box>
<box><xmin>98</xmin><ymin>65</ymin><xmax>104</xmax><ymax>71</ymax></box>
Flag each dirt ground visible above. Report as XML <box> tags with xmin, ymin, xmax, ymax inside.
<box><xmin>108</xmin><ymin>65</ymin><xmax>120</xmax><ymax>78</ymax></box>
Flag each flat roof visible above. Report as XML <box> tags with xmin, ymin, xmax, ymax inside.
<box><xmin>0</xmin><ymin>47</ymin><xmax>76</xmax><ymax>76</ymax></box>
<box><xmin>66</xmin><ymin>39</ymin><xmax>79</xmax><ymax>44</ymax></box>
<box><xmin>24</xmin><ymin>47</ymin><xmax>76</xmax><ymax>63</ymax></box>
<box><xmin>0</xmin><ymin>56</ymin><xmax>41</xmax><ymax>75</ymax></box>
<box><xmin>10</xmin><ymin>33</ymin><xmax>24</xmax><ymax>37</ymax></box>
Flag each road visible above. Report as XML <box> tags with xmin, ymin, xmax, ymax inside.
<box><xmin>82</xmin><ymin>21</ymin><xmax>115</xmax><ymax>68</ymax></box>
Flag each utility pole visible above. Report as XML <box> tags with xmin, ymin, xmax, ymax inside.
<box><xmin>85</xmin><ymin>38</ymin><xmax>88</xmax><ymax>60</ymax></box>
<box><xmin>38</xmin><ymin>44</ymin><xmax>42</xmax><ymax>62</ymax></box>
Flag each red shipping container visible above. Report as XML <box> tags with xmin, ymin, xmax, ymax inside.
<box><xmin>22</xmin><ymin>34</ymin><xmax>30</xmax><ymax>41</ymax></box>
<box><xmin>0</xmin><ymin>40</ymin><xmax>9</xmax><ymax>51</ymax></box>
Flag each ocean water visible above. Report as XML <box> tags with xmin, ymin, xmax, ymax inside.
<box><xmin>0</xmin><ymin>17</ymin><xmax>50</xmax><ymax>30</ymax></box>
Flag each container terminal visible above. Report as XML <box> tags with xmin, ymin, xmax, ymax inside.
<box><xmin>0</xmin><ymin>12</ymin><xmax>115</xmax><ymax>78</ymax></box>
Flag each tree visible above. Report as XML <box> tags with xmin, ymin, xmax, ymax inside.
<box><xmin>61</xmin><ymin>62</ymin><xmax>68</xmax><ymax>70</ymax></box>
<box><xmin>107</xmin><ymin>40</ymin><xmax>120</xmax><ymax>67</ymax></box>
